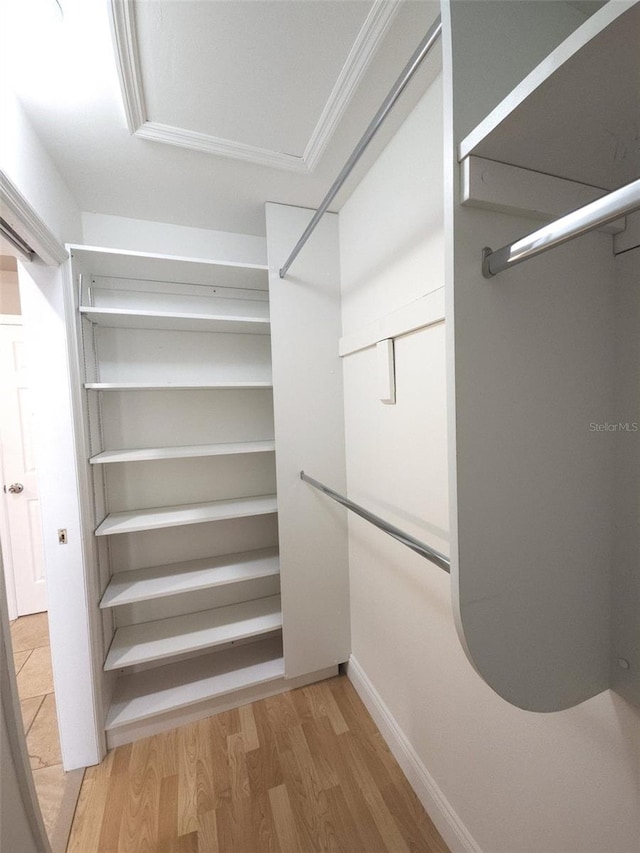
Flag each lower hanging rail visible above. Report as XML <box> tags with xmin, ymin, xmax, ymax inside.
<box><xmin>300</xmin><ymin>471</ymin><xmax>450</xmax><ymax>573</ymax></box>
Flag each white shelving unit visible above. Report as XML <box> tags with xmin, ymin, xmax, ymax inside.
<box><xmin>68</xmin><ymin>245</ymin><xmax>291</xmax><ymax>746</ymax></box>
<box><xmin>445</xmin><ymin>1</ymin><xmax>640</xmax><ymax>712</ymax></box>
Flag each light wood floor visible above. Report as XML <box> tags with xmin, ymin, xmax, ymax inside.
<box><xmin>68</xmin><ymin>674</ymin><xmax>450</xmax><ymax>852</ymax></box>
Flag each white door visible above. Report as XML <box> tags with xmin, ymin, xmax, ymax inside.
<box><xmin>0</xmin><ymin>321</ymin><xmax>47</xmax><ymax>616</ymax></box>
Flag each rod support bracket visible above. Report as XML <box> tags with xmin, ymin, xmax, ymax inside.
<box><xmin>482</xmin><ymin>247</ymin><xmax>495</xmax><ymax>279</ymax></box>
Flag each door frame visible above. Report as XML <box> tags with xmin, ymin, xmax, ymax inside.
<box><xmin>0</xmin><ymin>314</ymin><xmax>22</xmax><ymax>621</ymax></box>
<box><xmin>1</xmin><ymin>170</ymin><xmax>103</xmax><ymax>804</ymax></box>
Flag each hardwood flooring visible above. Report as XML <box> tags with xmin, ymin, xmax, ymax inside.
<box><xmin>68</xmin><ymin>674</ymin><xmax>449</xmax><ymax>852</ymax></box>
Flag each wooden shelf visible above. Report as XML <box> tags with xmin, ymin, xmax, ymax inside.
<box><xmin>100</xmin><ymin>547</ymin><xmax>280</xmax><ymax>608</ymax></box>
<box><xmin>105</xmin><ymin>637</ymin><xmax>284</xmax><ymax>730</ymax></box>
<box><xmin>80</xmin><ymin>307</ymin><xmax>270</xmax><ymax>335</ymax></box>
<box><xmin>85</xmin><ymin>381</ymin><xmax>272</xmax><ymax>391</ymax></box>
<box><xmin>458</xmin><ymin>3</ymin><xmax>639</xmax><ymax>190</ymax></box>
<box><xmin>95</xmin><ymin>494</ymin><xmax>277</xmax><ymax>536</ymax></box>
<box><xmin>104</xmin><ymin>595</ymin><xmax>282</xmax><ymax>670</ymax></box>
<box><xmin>90</xmin><ymin>440</ymin><xmax>275</xmax><ymax>465</ymax></box>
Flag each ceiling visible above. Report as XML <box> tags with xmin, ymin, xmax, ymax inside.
<box><xmin>2</xmin><ymin>0</ymin><xmax>441</xmax><ymax>237</ymax></box>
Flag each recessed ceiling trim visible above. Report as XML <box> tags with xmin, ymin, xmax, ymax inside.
<box><xmin>303</xmin><ymin>0</ymin><xmax>401</xmax><ymax>171</ymax></box>
<box><xmin>109</xmin><ymin>0</ymin><xmax>400</xmax><ymax>174</ymax></box>
<box><xmin>108</xmin><ymin>0</ymin><xmax>146</xmax><ymax>133</ymax></box>
<box><xmin>136</xmin><ymin>122</ymin><xmax>307</xmax><ymax>172</ymax></box>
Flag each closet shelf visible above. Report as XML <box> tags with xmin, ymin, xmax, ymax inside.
<box><xmin>89</xmin><ymin>440</ymin><xmax>276</xmax><ymax>465</ymax></box>
<box><xmin>458</xmin><ymin>3</ymin><xmax>639</xmax><ymax>190</ymax></box>
<box><xmin>100</xmin><ymin>547</ymin><xmax>280</xmax><ymax>608</ymax></box>
<box><xmin>105</xmin><ymin>637</ymin><xmax>284</xmax><ymax>730</ymax></box>
<box><xmin>69</xmin><ymin>244</ymin><xmax>269</xmax><ymax>286</ymax></box>
<box><xmin>79</xmin><ymin>306</ymin><xmax>270</xmax><ymax>335</ymax></box>
<box><xmin>95</xmin><ymin>494</ymin><xmax>277</xmax><ymax>536</ymax></box>
<box><xmin>104</xmin><ymin>595</ymin><xmax>282</xmax><ymax>670</ymax></box>
<box><xmin>84</xmin><ymin>381</ymin><xmax>273</xmax><ymax>391</ymax></box>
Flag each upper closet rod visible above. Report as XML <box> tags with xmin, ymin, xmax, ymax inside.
<box><xmin>300</xmin><ymin>471</ymin><xmax>451</xmax><ymax>573</ymax></box>
<box><xmin>482</xmin><ymin>177</ymin><xmax>640</xmax><ymax>278</ymax></box>
<box><xmin>279</xmin><ymin>15</ymin><xmax>442</xmax><ymax>279</ymax></box>
<box><xmin>0</xmin><ymin>217</ymin><xmax>35</xmax><ymax>261</ymax></box>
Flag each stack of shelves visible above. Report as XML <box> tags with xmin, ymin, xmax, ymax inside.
<box><xmin>71</xmin><ymin>247</ymin><xmax>284</xmax><ymax>740</ymax></box>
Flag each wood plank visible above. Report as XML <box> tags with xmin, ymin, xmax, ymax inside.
<box><xmin>197</xmin><ymin>810</ymin><xmax>219</xmax><ymax>853</ymax></box>
<box><xmin>268</xmin><ymin>785</ymin><xmax>303</xmax><ymax>853</ymax></box>
<box><xmin>238</xmin><ymin>704</ymin><xmax>260</xmax><ymax>752</ymax></box>
<box><xmin>95</xmin><ymin>494</ymin><xmax>277</xmax><ymax>536</ymax></box>
<box><xmin>341</xmin><ymin>733</ymin><xmax>410</xmax><ymax>853</ymax></box>
<box><xmin>117</xmin><ymin>736</ymin><xmax>161</xmax><ymax>852</ymax></box>
<box><xmin>104</xmin><ymin>596</ymin><xmax>282</xmax><ymax>670</ymax></box>
<box><xmin>176</xmin><ymin>723</ymin><xmax>199</xmax><ymax>835</ymax></box>
<box><xmin>157</xmin><ymin>774</ymin><xmax>179</xmax><ymax>847</ymax></box>
<box><xmin>90</xmin><ymin>439</ymin><xmax>275</xmax><ymax>465</ymax></box>
<box><xmin>250</xmin><ymin>792</ymin><xmax>282</xmax><ymax>853</ymax></box>
<box><xmin>100</xmin><ymin>547</ymin><xmax>280</xmax><ymax>608</ymax></box>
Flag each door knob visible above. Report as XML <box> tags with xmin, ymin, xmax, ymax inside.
<box><xmin>6</xmin><ymin>483</ymin><xmax>24</xmax><ymax>494</ymax></box>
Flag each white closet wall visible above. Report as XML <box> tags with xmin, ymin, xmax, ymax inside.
<box><xmin>337</xmin><ymin>8</ymin><xmax>640</xmax><ymax>849</ymax></box>
<box><xmin>446</xmin><ymin>0</ymin><xmax>639</xmax><ymax>711</ymax></box>
<box><xmin>265</xmin><ymin>204</ymin><xmax>350</xmax><ymax>678</ymax></box>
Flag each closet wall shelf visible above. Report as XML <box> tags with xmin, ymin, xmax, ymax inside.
<box><xmin>458</xmin><ymin>3</ymin><xmax>639</xmax><ymax>190</ymax></box>
<box><xmin>69</xmin><ymin>244</ymin><xmax>269</xmax><ymax>286</ymax></box>
<box><xmin>84</xmin><ymin>381</ymin><xmax>273</xmax><ymax>391</ymax></box>
<box><xmin>89</xmin><ymin>440</ymin><xmax>276</xmax><ymax>465</ymax></box>
<box><xmin>79</xmin><ymin>306</ymin><xmax>270</xmax><ymax>334</ymax></box>
<box><xmin>105</xmin><ymin>637</ymin><xmax>284</xmax><ymax>730</ymax></box>
<box><xmin>100</xmin><ymin>547</ymin><xmax>280</xmax><ymax>608</ymax></box>
<box><xmin>103</xmin><ymin>594</ymin><xmax>282</xmax><ymax>670</ymax></box>
<box><xmin>95</xmin><ymin>494</ymin><xmax>278</xmax><ymax>536</ymax></box>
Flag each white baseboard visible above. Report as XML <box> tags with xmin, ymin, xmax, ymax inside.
<box><xmin>346</xmin><ymin>655</ymin><xmax>481</xmax><ymax>853</ymax></box>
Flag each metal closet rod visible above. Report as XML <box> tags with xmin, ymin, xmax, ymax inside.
<box><xmin>482</xmin><ymin>177</ymin><xmax>640</xmax><ymax>278</ymax></box>
<box><xmin>0</xmin><ymin>217</ymin><xmax>35</xmax><ymax>261</ymax></box>
<box><xmin>279</xmin><ymin>15</ymin><xmax>443</xmax><ymax>279</ymax></box>
<box><xmin>300</xmin><ymin>471</ymin><xmax>451</xmax><ymax>573</ymax></box>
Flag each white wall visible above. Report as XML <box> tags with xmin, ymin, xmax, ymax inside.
<box><xmin>0</xmin><ymin>258</ymin><xmax>21</xmax><ymax>315</ymax></box>
<box><xmin>18</xmin><ymin>260</ymin><xmax>102</xmax><ymax>770</ymax></box>
<box><xmin>82</xmin><ymin>212</ymin><xmax>267</xmax><ymax>266</ymax></box>
<box><xmin>339</xmin><ymin>76</ymin><xmax>640</xmax><ymax>853</ymax></box>
<box><xmin>0</xmin><ymin>81</ymin><xmax>82</xmax><ymax>248</ymax></box>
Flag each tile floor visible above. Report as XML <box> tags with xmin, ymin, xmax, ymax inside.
<box><xmin>10</xmin><ymin>611</ymin><xmax>84</xmax><ymax>853</ymax></box>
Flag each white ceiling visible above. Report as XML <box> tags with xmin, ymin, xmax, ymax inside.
<box><xmin>136</xmin><ymin>0</ymin><xmax>372</xmax><ymax>157</ymax></box>
<box><xmin>2</xmin><ymin>0</ymin><xmax>441</xmax><ymax>237</ymax></box>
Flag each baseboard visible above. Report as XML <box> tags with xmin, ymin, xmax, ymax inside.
<box><xmin>346</xmin><ymin>656</ymin><xmax>481</xmax><ymax>853</ymax></box>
